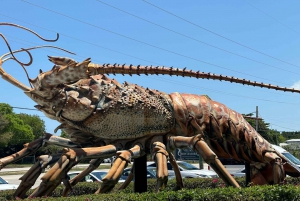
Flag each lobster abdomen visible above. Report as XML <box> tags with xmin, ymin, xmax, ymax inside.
<box><xmin>169</xmin><ymin>92</ymin><xmax>273</xmax><ymax>163</ymax></box>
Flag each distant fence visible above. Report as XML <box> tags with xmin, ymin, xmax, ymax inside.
<box><xmin>13</xmin><ymin>156</ymin><xmax>35</xmax><ymax>164</ymax></box>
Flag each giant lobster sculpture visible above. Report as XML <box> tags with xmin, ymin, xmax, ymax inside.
<box><xmin>0</xmin><ymin>23</ymin><xmax>300</xmax><ymax>198</ymax></box>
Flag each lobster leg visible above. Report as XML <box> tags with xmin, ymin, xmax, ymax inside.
<box><xmin>119</xmin><ymin>141</ymin><xmax>183</xmax><ymax>192</ymax></box>
<box><xmin>0</xmin><ymin>133</ymin><xmax>78</xmax><ymax>170</ymax></box>
<box><xmin>168</xmin><ymin>135</ymin><xmax>240</xmax><ymax>188</ymax></box>
<box><xmin>15</xmin><ymin>154</ymin><xmax>61</xmax><ymax>199</ymax></box>
<box><xmin>0</xmin><ymin>138</ymin><xmax>44</xmax><ymax>170</ymax></box>
<box><xmin>168</xmin><ymin>152</ymin><xmax>184</xmax><ymax>190</ymax></box>
<box><xmin>30</xmin><ymin>145</ymin><xmax>117</xmax><ymax>198</ymax></box>
<box><xmin>151</xmin><ymin>141</ymin><xmax>169</xmax><ymax>192</ymax></box>
<box><xmin>249</xmin><ymin>152</ymin><xmax>285</xmax><ymax>185</ymax></box>
<box><xmin>118</xmin><ymin>162</ymin><xmax>135</xmax><ymax>190</ymax></box>
<box><xmin>97</xmin><ymin>144</ymin><xmax>142</xmax><ymax>193</ymax></box>
<box><xmin>62</xmin><ymin>158</ymin><xmax>103</xmax><ymax>196</ymax></box>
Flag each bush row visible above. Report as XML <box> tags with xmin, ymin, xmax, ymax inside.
<box><xmin>1</xmin><ymin>177</ymin><xmax>300</xmax><ymax>200</ymax></box>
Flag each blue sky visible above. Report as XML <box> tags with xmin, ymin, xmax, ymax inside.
<box><xmin>1</xmin><ymin>0</ymin><xmax>300</xmax><ymax>135</ymax></box>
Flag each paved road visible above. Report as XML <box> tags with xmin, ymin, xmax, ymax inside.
<box><xmin>1</xmin><ymin>173</ymin><xmax>45</xmax><ymax>189</ymax></box>
<box><xmin>1</xmin><ymin>163</ymin><xmax>244</xmax><ymax>189</ymax></box>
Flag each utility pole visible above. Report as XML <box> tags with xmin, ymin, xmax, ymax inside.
<box><xmin>256</xmin><ymin>106</ymin><xmax>258</xmax><ymax>131</ymax></box>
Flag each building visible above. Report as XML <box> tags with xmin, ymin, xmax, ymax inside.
<box><xmin>283</xmin><ymin>139</ymin><xmax>300</xmax><ymax>149</ymax></box>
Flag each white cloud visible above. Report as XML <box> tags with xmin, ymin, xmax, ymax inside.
<box><xmin>290</xmin><ymin>80</ymin><xmax>300</xmax><ymax>89</ymax></box>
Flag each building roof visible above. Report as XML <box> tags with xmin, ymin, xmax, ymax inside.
<box><xmin>286</xmin><ymin>139</ymin><xmax>300</xmax><ymax>142</ymax></box>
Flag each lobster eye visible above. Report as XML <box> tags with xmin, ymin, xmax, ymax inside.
<box><xmin>52</xmin><ymin>105</ymin><xmax>56</xmax><ymax>110</ymax></box>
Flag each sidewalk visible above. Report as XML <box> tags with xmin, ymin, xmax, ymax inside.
<box><xmin>1</xmin><ymin>167</ymin><xmax>31</xmax><ymax>172</ymax></box>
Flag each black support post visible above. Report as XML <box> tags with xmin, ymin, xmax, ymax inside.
<box><xmin>134</xmin><ymin>154</ymin><xmax>147</xmax><ymax>193</ymax></box>
<box><xmin>245</xmin><ymin>162</ymin><xmax>250</xmax><ymax>186</ymax></box>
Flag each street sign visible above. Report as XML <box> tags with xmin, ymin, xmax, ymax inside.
<box><xmin>175</xmin><ymin>148</ymin><xmax>199</xmax><ymax>161</ymax></box>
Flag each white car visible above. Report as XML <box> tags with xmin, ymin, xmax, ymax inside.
<box><xmin>231</xmin><ymin>144</ymin><xmax>300</xmax><ymax>177</ymax></box>
<box><xmin>67</xmin><ymin>170</ymin><xmax>126</xmax><ymax>183</ymax></box>
<box><xmin>0</xmin><ymin>176</ymin><xmax>19</xmax><ymax>190</ymax></box>
<box><xmin>272</xmin><ymin>144</ymin><xmax>300</xmax><ymax>169</ymax></box>
<box><xmin>147</xmin><ymin>161</ymin><xmax>218</xmax><ymax>178</ymax></box>
<box><xmin>122</xmin><ymin>167</ymin><xmax>176</xmax><ymax>180</ymax></box>
<box><xmin>231</xmin><ymin>168</ymin><xmax>246</xmax><ymax>177</ymax></box>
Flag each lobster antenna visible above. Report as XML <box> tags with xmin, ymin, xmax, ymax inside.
<box><xmin>1</xmin><ymin>45</ymin><xmax>76</xmax><ymax>62</ymax></box>
<box><xmin>0</xmin><ymin>33</ymin><xmax>33</xmax><ymax>66</ymax></box>
<box><xmin>0</xmin><ymin>22</ymin><xmax>59</xmax><ymax>42</ymax></box>
<box><xmin>93</xmin><ymin>63</ymin><xmax>300</xmax><ymax>93</ymax></box>
<box><xmin>0</xmin><ymin>22</ymin><xmax>60</xmax><ymax>66</ymax></box>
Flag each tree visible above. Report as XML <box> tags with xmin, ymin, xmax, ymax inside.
<box><xmin>0</xmin><ymin>103</ymin><xmax>13</xmax><ymax>115</ymax></box>
<box><xmin>0</xmin><ymin>103</ymin><xmax>46</xmax><ymax>159</ymax></box>
<box><xmin>277</xmin><ymin>134</ymin><xmax>286</xmax><ymax>144</ymax></box>
<box><xmin>17</xmin><ymin>113</ymin><xmax>45</xmax><ymax>139</ymax></box>
<box><xmin>281</xmin><ymin>131</ymin><xmax>300</xmax><ymax>140</ymax></box>
<box><xmin>60</xmin><ymin>130</ymin><xmax>69</xmax><ymax>138</ymax></box>
<box><xmin>2</xmin><ymin>113</ymin><xmax>34</xmax><ymax>145</ymax></box>
<box><xmin>0</xmin><ymin>113</ymin><xmax>11</xmax><ymax>148</ymax></box>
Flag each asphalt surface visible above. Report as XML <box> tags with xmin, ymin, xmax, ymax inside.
<box><xmin>0</xmin><ymin>163</ymin><xmax>244</xmax><ymax>189</ymax></box>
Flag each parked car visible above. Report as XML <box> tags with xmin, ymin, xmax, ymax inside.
<box><xmin>272</xmin><ymin>144</ymin><xmax>300</xmax><ymax>169</ymax></box>
<box><xmin>0</xmin><ymin>176</ymin><xmax>19</xmax><ymax>190</ymax></box>
<box><xmin>103</xmin><ymin>158</ymin><xmax>111</xmax><ymax>163</ymax></box>
<box><xmin>147</xmin><ymin>161</ymin><xmax>218</xmax><ymax>178</ymax></box>
<box><xmin>67</xmin><ymin>170</ymin><xmax>126</xmax><ymax>183</ymax></box>
<box><xmin>231</xmin><ymin>167</ymin><xmax>246</xmax><ymax>177</ymax></box>
<box><xmin>231</xmin><ymin>144</ymin><xmax>300</xmax><ymax>177</ymax></box>
<box><xmin>122</xmin><ymin>167</ymin><xmax>175</xmax><ymax>181</ymax></box>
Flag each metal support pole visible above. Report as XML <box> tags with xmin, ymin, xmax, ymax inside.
<box><xmin>199</xmin><ymin>155</ymin><xmax>204</xmax><ymax>169</ymax></box>
<box><xmin>245</xmin><ymin>162</ymin><xmax>250</xmax><ymax>186</ymax></box>
<box><xmin>134</xmin><ymin>154</ymin><xmax>147</xmax><ymax>193</ymax></box>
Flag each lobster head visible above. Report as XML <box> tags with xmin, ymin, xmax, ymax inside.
<box><xmin>0</xmin><ymin>23</ymin><xmax>75</xmax><ymax>121</ymax></box>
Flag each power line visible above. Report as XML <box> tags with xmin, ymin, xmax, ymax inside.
<box><xmin>2</xmin><ymin>21</ymin><xmax>297</xmax><ymax>105</ymax></box>
<box><xmin>142</xmin><ymin>0</ymin><xmax>300</xmax><ymax>69</ymax></box>
<box><xmin>12</xmin><ymin>106</ymin><xmax>38</xmax><ymax>111</ymax></box>
<box><xmin>0</xmin><ymin>14</ymin><xmax>160</xmax><ymax>66</ymax></box>
<box><xmin>269</xmin><ymin>123</ymin><xmax>298</xmax><ymax>131</ymax></box>
<box><xmin>264</xmin><ymin>117</ymin><xmax>300</xmax><ymax>128</ymax></box>
<box><xmin>7</xmin><ymin>37</ymin><xmax>300</xmax><ymax>105</ymax></box>
<box><xmin>243</xmin><ymin>0</ymin><xmax>300</xmax><ymax>35</ymax></box>
<box><xmin>258</xmin><ymin>112</ymin><xmax>299</xmax><ymax>131</ymax></box>
<box><xmin>96</xmin><ymin>0</ymin><xmax>300</xmax><ymax>76</ymax></box>
<box><xmin>19</xmin><ymin>0</ymin><xmax>292</xmax><ymax>86</ymax></box>
<box><xmin>1</xmin><ymin>1</ymin><xmax>298</xmax><ymax>133</ymax></box>
<box><xmin>150</xmin><ymin>76</ymin><xmax>300</xmax><ymax>105</ymax></box>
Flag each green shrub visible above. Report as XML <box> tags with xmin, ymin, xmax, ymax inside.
<box><xmin>1</xmin><ymin>177</ymin><xmax>300</xmax><ymax>200</ymax></box>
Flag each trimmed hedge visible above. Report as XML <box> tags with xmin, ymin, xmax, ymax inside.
<box><xmin>1</xmin><ymin>177</ymin><xmax>300</xmax><ymax>200</ymax></box>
